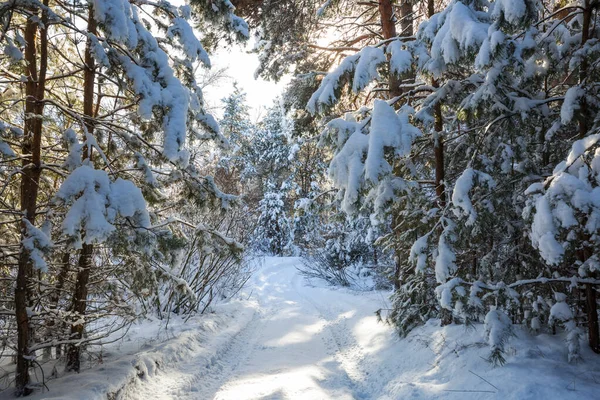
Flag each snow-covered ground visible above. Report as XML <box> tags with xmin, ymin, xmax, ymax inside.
<box><xmin>11</xmin><ymin>257</ymin><xmax>600</xmax><ymax>399</ymax></box>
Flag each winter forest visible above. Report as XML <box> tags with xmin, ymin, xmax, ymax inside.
<box><xmin>0</xmin><ymin>0</ymin><xmax>600</xmax><ymax>398</ymax></box>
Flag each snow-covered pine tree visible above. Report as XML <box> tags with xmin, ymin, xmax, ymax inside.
<box><xmin>0</xmin><ymin>0</ymin><xmax>250</xmax><ymax>392</ymax></box>
<box><xmin>271</xmin><ymin>0</ymin><xmax>600</xmax><ymax>363</ymax></box>
<box><xmin>215</xmin><ymin>83</ymin><xmax>254</xmax><ymax>196</ymax></box>
<box><xmin>252</xmin><ymin>183</ymin><xmax>294</xmax><ymax>255</ymax></box>
<box><xmin>293</xmin><ymin>178</ymin><xmax>330</xmax><ymax>251</ymax></box>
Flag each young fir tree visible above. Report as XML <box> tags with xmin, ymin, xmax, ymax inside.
<box><xmin>252</xmin><ymin>182</ymin><xmax>294</xmax><ymax>255</ymax></box>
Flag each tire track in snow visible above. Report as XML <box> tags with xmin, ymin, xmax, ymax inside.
<box><xmin>123</xmin><ymin>306</ymin><xmax>264</xmax><ymax>400</ymax></box>
<box><xmin>289</xmin><ymin>267</ymin><xmax>371</xmax><ymax>400</ymax></box>
<box><xmin>127</xmin><ymin>257</ymin><xmax>378</xmax><ymax>400</ymax></box>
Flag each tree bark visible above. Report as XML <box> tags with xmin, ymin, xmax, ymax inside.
<box><xmin>65</xmin><ymin>244</ymin><xmax>93</xmax><ymax>372</ymax></box>
<box><xmin>429</xmin><ymin>0</ymin><xmax>445</xmax><ymax>207</ymax></box>
<box><xmin>398</xmin><ymin>1</ymin><xmax>413</xmax><ymax>37</ymax></box>
<box><xmin>586</xmin><ymin>284</ymin><xmax>600</xmax><ymax>353</ymax></box>
<box><xmin>577</xmin><ymin>0</ymin><xmax>599</xmax><ymax>352</ymax></box>
<box><xmin>65</xmin><ymin>4</ymin><xmax>97</xmax><ymax>373</ymax></box>
<box><xmin>378</xmin><ymin>0</ymin><xmax>400</xmax><ymax>97</ymax></box>
<box><xmin>51</xmin><ymin>253</ymin><xmax>71</xmax><ymax>359</ymax></box>
<box><xmin>15</xmin><ymin>1</ymin><xmax>48</xmax><ymax>394</ymax></box>
<box><xmin>424</xmin><ymin>0</ymin><xmax>450</xmax><ymax>326</ymax></box>
<box><xmin>378</xmin><ymin>0</ymin><xmax>411</xmax><ymax>289</ymax></box>
<box><xmin>433</xmin><ymin>101</ymin><xmax>445</xmax><ymax>207</ymax></box>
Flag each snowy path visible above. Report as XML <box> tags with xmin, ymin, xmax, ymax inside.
<box><xmin>123</xmin><ymin>257</ymin><xmax>600</xmax><ymax>400</ymax></box>
<box><xmin>128</xmin><ymin>257</ymin><xmax>389</xmax><ymax>400</ymax></box>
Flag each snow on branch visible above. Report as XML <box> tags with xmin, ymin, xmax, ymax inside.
<box><xmin>526</xmin><ymin>132</ymin><xmax>600</xmax><ymax>266</ymax></box>
<box><xmin>451</xmin><ymin>168</ymin><xmax>495</xmax><ymax>226</ymax></box>
<box><xmin>307</xmin><ymin>46</ymin><xmax>386</xmax><ymax>114</ymax></box>
<box><xmin>22</xmin><ymin>219</ymin><xmax>53</xmax><ymax>272</ymax></box>
<box><xmin>364</xmin><ymin>100</ymin><xmax>420</xmax><ymax>184</ymax></box>
<box><xmin>419</xmin><ymin>1</ymin><xmax>490</xmax><ymax>75</ymax></box>
<box><xmin>55</xmin><ymin>165</ymin><xmax>151</xmax><ymax>248</ymax></box>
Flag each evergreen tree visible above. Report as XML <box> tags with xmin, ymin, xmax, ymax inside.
<box><xmin>252</xmin><ymin>184</ymin><xmax>294</xmax><ymax>255</ymax></box>
<box><xmin>0</xmin><ymin>0</ymin><xmax>250</xmax><ymax>392</ymax></box>
<box><xmin>268</xmin><ymin>0</ymin><xmax>600</xmax><ymax>363</ymax></box>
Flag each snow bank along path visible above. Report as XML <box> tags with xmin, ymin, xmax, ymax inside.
<box><xmin>124</xmin><ymin>257</ymin><xmax>599</xmax><ymax>399</ymax></box>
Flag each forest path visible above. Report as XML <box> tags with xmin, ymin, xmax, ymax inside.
<box><xmin>129</xmin><ymin>257</ymin><xmax>391</xmax><ymax>400</ymax></box>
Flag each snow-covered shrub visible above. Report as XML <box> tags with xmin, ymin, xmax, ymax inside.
<box><xmin>298</xmin><ymin>251</ymin><xmax>353</xmax><ymax>287</ymax></box>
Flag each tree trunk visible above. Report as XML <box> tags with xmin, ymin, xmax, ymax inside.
<box><xmin>428</xmin><ymin>0</ymin><xmax>445</xmax><ymax>207</ymax></box>
<box><xmin>50</xmin><ymin>253</ymin><xmax>71</xmax><ymax>359</ymax></box>
<box><xmin>378</xmin><ymin>0</ymin><xmax>412</xmax><ymax>289</ymax></box>
<box><xmin>65</xmin><ymin>4</ymin><xmax>97</xmax><ymax>373</ymax></box>
<box><xmin>577</xmin><ymin>0</ymin><xmax>600</xmax><ymax>352</ymax></box>
<box><xmin>65</xmin><ymin>244</ymin><xmax>93</xmax><ymax>372</ymax></box>
<box><xmin>15</xmin><ymin>2</ymin><xmax>48</xmax><ymax>394</ymax></box>
<box><xmin>379</xmin><ymin>0</ymin><xmax>402</xmax><ymax>97</ymax></box>
<box><xmin>586</xmin><ymin>284</ymin><xmax>600</xmax><ymax>353</ymax></box>
<box><xmin>398</xmin><ymin>1</ymin><xmax>413</xmax><ymax>37</ymax></box>
<box><xmin>424</xmin><ymin>0</ymin><xmax>450</xmax><ymax>326</ymax></box>
<box><xmin>433</xmin><ymin>102</ymin><xmax>445</xmax><ymax>207</ymax></box>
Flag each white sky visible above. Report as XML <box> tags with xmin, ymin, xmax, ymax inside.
<box><xmin>165</xmin><ymin>0</ymin><xmax>288</xmax><ymax>122</ymax></box>
<box><xmin>201</xmin><ymin>42</ymin><xmax>290</xmax><ymax>122</ymax></box>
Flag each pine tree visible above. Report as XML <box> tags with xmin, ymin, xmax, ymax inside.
<box><xmin>265</xmin><ymin>0</ymin><xmax>600</xmax><ymax>362</ymax></box>
<box><xmin>253</xmin><ymin>184</ymin><xmax>294</xmax><ymax>255</ymax></box>
<box><xmin>0</xmin><ymin>0</ymin><xmax>250</xmax><ymax>392</ymax></box>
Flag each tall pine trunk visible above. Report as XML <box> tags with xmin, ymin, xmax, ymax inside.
<box><xmin>15</xmin><ymin>2</ymin><xmax>48</xmax><ymax>394</ymax></box>
<box><xmin>377</xmin><ymin>1</ymin><xmax>417</xmax><ymax>289</ymax></box>
<box><xmin>426</xmin><ymin>0</ymin><xmax>445</xmax><ymax>207</ymax></box>
<box><xmin>65</xmin><ymin>4</ymin><xmax>97</xmax><ymax>372</ymax></box>
<box><xmin>424</xmin><ymin>0</ymin><xmax>450</xmax><ymax>326</ymax></box>
<box><xmin>578</xmin><ymin>0</ymin><xmax>599</xmax><ymax>353</ymax></box>
<box><xmin>378</xmin><ymin>0</ymin><xmax>399</xmax><ymax>98</ymax></box>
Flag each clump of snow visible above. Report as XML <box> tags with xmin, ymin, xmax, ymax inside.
<box><xmin>22</xmin><ymin>219</ymin><xmax>53</xmax><ymax>272</ymax></box>
<box><xmin>328</xmin><ymin>128</ymin><xmax>369</xmax><ymax>213</ymax></box>
<box><xmin>55</xmin><ymin>165</ymin><xmax>150</xmax><ymax>248</ymax></box>
<box><xmin>419</xmin><ymin>1</ymin><xmax>490</xmax><ymax>75</ymax></box>
<box><xmin>549</xmin><ymin>293</ymin><xmax>581</xmax><ymax>363</ymax></box>
<box><xmin>352</xmin><ymin>46</ymin><xmax>386</xmax><ymax>93</ymax></box>
<box><xmin>87</xmin><ymin>33</ymin><xmax>109</xmax><ymax>67</ymax></box>
<box><xmin>167</xmin><ymin>17</ymin><xmax>211</xmax><ymax>67</ymax></box>
<box><xmin>62</xmin><ymin>128</ymin><xmax>83</xmax><ymax>171</ymax></box>
<box><xmin>452</xmin><ymin>168</ymin><xmax>496</xmax><ymax>226</ymax></box>
<box><xmin>530</xmin><ymin>196</ymin><xmax>565</xmax><ymax>265</ymax></box>
<box><xmin>527</xmin><ymin>133</ymin><xmax>600</xmax><ymax>266</ymax></box>
<box><xmin>0</xmin><ymin>122</ymin><xmax>19</xmax><ymax>157</ymax></box>
<box><xmin>316</xmin><ymin>0</ymin><xmax>333</xmax><ymax>16</ymax></box>
<box><xmin>491</xmin><ymin>0</ymin><xmax>528</xmax><ymax>25</ymax></box>
<box><xmin>365</xmin><ymin>101</ymin><xmax>420</xmax><ymax>183</ymax></box>
<box><xmin>387</xmin><ymin>40</ymin><xmax>413</xmax><ymax>76</ymax></box>
<box><xmin>3</xmin><ymin>43</ymin><xmax>23</xmax><ymax>62</ymax></box>
<box><xmin>0</xmin><ymin>140</ymin><xmax>15</xmax><ymax>157</ymax></box>
<box><xmin>561</xmin><ymin>86</ymin><xmax>585</xmax><ymax>125</ymax></box>
<box><xmin>93</xmin><ymin>0</ymin><xmax>138</xmax><ymax>47</ymax></box>
<box><xmin>435</xmin><ymin>224</ymin><xmax>456</xmax><ymax>283</ymax></box>
<box><xmin>409</xmin><ymin>234</ymin><xmax>429</xmax><ymax>273</ymax></box>
<box><xmin>484</xmin><ymin>308</ymin><xmax>513</xmax><ymax>365</ymax></box>
<box><xmin>308</xmin><ymin>46</ymin><xmax>387</xmax><ymax>113</ymax></box>
<box><xmin>307</xmin><ymin>53</ymin><xmax>361</xmax><ymax>113</ymax></box>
